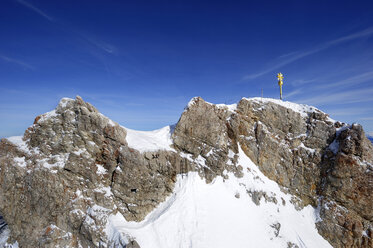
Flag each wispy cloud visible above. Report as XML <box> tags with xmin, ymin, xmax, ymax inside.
<box><xmin>243</xmin><ymin>27</ymin><xmax>373</xmax><ymax>80</ymax></box>
<box><xmin>360</xmin><ymin>117</ymin><xmax>373</xmax><ymax>121</ymax></box>
<box><xmin>328</xmin><ymin>107</ymin><xmax>373</xmax><ymax>116</ymax></box>
<box><xmin>290</xmin><ymin>78</ymin><xmax>319</xmax><ymax>86</ymax></box>
<box><xmin>14</xmin><ymin>0</ymin><xmax>119</xmax><ymax>72</ymax></box>
<box><xmin>284</xmin><ymin>89</ymin><xmax>302</xmax><ymax>98</ymax></box>
<box><xmin>0</xmin><ymin>54</ymin><xmax>34</xmax><ymax>69</ymax></box>
<box><xmin>294</xmin><ymin>87</ymin><xmax>373</xmax><ymax>106</ymax></box>
<box><xmin>317</xmin><ymin>71</ymin><xmax>373</xmax><ymax>89</ymax></box>
<box><xmin>82</xmin><ymin>35</ymin><xmax>118</xmax><ymax>55</ymax></box>
<box><xmin>15</xmin><ymin>0</ymin><xmax>53</xmax><ymax>21</ymax></box>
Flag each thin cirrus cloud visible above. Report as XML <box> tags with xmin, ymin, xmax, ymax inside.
<box><xmin>316</xmin><ymin>70</ymin><xmax>373</xmax><ymax>89</ymax></box>
<box><xmin>360</xmin><ymin>117</ymin><xmax>373</xmax><ymax>121</ymax></box>
<box><xmin>283</xmin><ymin>89</ymin><xmax>302</xmax><ymax>98</ymax></box>
<box><xmin>15</xmin><ymin>0</ymin><xmax>118</xmax><ymax>56</ymax></box>
<box><xmin>293</xmin><ymin>87</ymin><xmax>373</xmax><ymax>106</ymax></box>
<box><xmin>82</xmin><ymin>35</ymin><xmax>118</xmax><ymax>55</ymax></box>
<box><xmin>327</xmin><ymin>107</ymin><xmax>373</xmax><ymax>116</ymax></box>
<box><xmin>15</xmin><ymin>0</ymin><xmax>54</xmax><ymax>22</ymax></box>
<box><xmin>0</xmin><ymin>54</ymin><xmax>34</xmax><ymax>69</ymax></box>
<box><xmin>243</xmin><ymin>27</ymin><xmax>373</xmax><ymax>80</ymax></box>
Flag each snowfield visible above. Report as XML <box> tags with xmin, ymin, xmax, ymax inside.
<box><xmin>106</xmin><ymin>146</ymin><xmax>331</xmax><ymax>248</ymax></box>
<box><xmin>124</xmin><ymin>125</ymin><xmax>175</xmax><ymax>153</ymax></box>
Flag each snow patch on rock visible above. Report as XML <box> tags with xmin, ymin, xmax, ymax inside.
<box><xmin>124</xmin><ymin>126</ymin><xmax>175</xmax><ymax>153</ymax></box>
<box><xmin>247</xmin><ymin>97</ymin><xmax>322</xmax><ymax>118</ymax></box>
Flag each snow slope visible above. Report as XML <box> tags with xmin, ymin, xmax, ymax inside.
<box><xmin>247</xmin><ymin>97</ymin><xmax>327</xmax><ymax>119</ymax></box>
<box><xmin>106</xmin><ymin>145</ymin><xmax>331</xmax><ymax>248</ymax></box>
<box><xmin>124</xmin><ymin>125</ymin><xmax>175</xmax><ymax>153</ymax></box>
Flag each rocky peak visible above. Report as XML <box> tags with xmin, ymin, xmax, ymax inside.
<box><xmin>25</xmin><ymin>96</ymin><xmax>127</xmax><ymax>156</ymax></box>
<box><xmin>338</xmin><ymin>123</ymin><xmax>373</xmax><ymax>162</ymax></box>
<box><xmin>0</xmin><ymin>96</ymin><xmax>372</xmax><ymax>247</ymax></box>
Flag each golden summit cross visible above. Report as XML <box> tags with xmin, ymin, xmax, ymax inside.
<box><xmin>277</xmin><ymin>72</ymin><xmax>284</xmax><ymax>100</ymax></box>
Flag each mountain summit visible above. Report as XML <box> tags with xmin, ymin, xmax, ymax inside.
<box><xmin>0</xmin><ymin>96</ymin><xmax>372</xmax><ymax>248</ymax></box>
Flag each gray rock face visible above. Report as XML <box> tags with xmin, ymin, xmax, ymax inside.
<box><xmin>0</xmin><ymin>96</ymin><xmax>372</xmax><ymax>247</ymax></box>
<box><xmin>232</xmin><ymin>99</ymin><xmax>337</xmax><ymax>206</ymax></box>
<box><xmin>172</xmin><ymin>97</ymin><xmax>239</xmax><ymax>182</ymax></box>
<box><xmin>316</xmin><ymin>124</ymin><xmax>373</xmax><ymax>248</ymax></box>
<box><xmin>0</xmin><ymin>97</ymin><xmax>181</xmax><ymax>247</ymax></box>
<box><xmin>173</xmin><ymin>97</ymin><xmax>372</xmax><ymax>247</ymax></box>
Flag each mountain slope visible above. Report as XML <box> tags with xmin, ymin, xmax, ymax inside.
<box><xmin>0</xmin><ymin>96</ymin><xmax>372</xmax><ymax>248</ymax></box>
<box><xmin>106</xmin><ymin>147</ymin><xmax>331</xmax><ymax>248</ymax></box>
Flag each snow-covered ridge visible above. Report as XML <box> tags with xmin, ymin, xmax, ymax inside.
<box><xmin>6</xmin><ymin>96</ymin><xmax>337</xmax><ymax>158</ymax></box>
<box><xmin>56</xmin><ymin>97</ymin><xmax>177</xmax><ymax>153</ymax></box>
<box><xmin>58</xmin><ymin>97</ymin><xmax>75</xmax><ymax>108</ymax></box>
<box><xmin>245</xmin><ymin>97</ymin><xmax>325</xmax><ymax>118</ymax></box>
<box><xmin>186</xmin><ymin>96</ymin><xmax>331</xmax><ymax>120</ymax></box>
<box><xmin>5</xmin><ymin>96</ymin><xmax>175</xmax><ymax>155</ymax></box>
<box><xmin>186</xmin><ymin>97</ymin><xmax>237</xmax><ymax>112</ymax></box>
<box><xmin>123</xmin><ymin>125</ymin><xmax>175</xmax><ymax>153</ymax></box>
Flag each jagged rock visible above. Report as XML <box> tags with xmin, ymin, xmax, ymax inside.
<box><xmin>232</xmin><ymin>98</ymin><xmax>337</xmax><ymax>206</ymax></box>
<box><xmin>1</xmin><ymin>96</ymin><xmax>143</xmax><ymax>247</ymax></box>
<box><xmin>0</xmin><ymin>96</ymin><xmax>372</xmax><ymax>247</ymax></box>
<box><xmin>172</xmin><ymin>97</ymin><xmax>238</xmax><ymax>182</ymax></box>
<box><xmin>111</xmin><ymin>148</ymin><xmax>180</xmax><ymax>221</ymax></box>
<box><xmin>271</xmin><ymin>222</ymin><xmax>281</xmax><ymax>237</ymax></box>
<box><xmin>316</xmin><ymin>199</ymin><xmax>373</xmax><ymax>248</ymax></box>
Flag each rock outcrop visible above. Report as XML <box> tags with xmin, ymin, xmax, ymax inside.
<box><xmin>0</xmin><ymin>96</ymin><xmax>372</xmax><ymax>247</ymax></box>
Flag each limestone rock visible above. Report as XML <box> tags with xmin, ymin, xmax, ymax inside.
<box><xmin>0</xmin><ymin>96</ymin><xmax>372</xmax><ymax>247</ymax></box>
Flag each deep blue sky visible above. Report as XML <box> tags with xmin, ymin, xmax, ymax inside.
<box><xmin>1</xmin><ymin>0</ymin><xmax>373</xmax><ymax>138</ymax></box>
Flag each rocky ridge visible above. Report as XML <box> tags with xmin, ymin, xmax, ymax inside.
<box><xmin>0</xmin><ymin>96</ymin><xmax>372</xmax><ymax>247</ymax></box>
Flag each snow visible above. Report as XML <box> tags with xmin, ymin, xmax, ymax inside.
<box><xmin>186</xmin><ymin>96</ymin><xmax>325</xmax><ymax>119</ymax></box>
<box><xmin>186</xmin><ymin>97</ymin><xmax>237</xmax><ymax>112</ymax></box>
<box><xmin>186</xmin><ymin>97</ymin><xmax>200</xmax><ymax>108</ymax></box>
<box><xmin>0</xmin><ymin>227</ymin><xmax>19</xmax><ymax>248</ymax></box>
<box><xmin>73</xmin><ymin>148</ymin><xmax>86</xmax><ymax>156</ymax></box>
<box><xmin>108</xmin><ymin>119</ymin><xmax>116</xmax><ymax>126</ymax></box>
<box><xmin>216</xmin><ymin>103</ymin><xmax>237</xmax><ymax>112</ymax></box>
<box><xmin>124</xmin><ymin>125</ymin><xmax>175</xmax><ymax>153</ymax></box>
<box><xmin>179</xmin><ymin>152</ymin><xmax>193</xmax><ymax>162</ymax></box>
<box><xmin>6</xmin><ymin>136</ymin><xmax>41</xmax><ymax>157</ymax></box>
<box><xmin>98</xmin><ymin>112</ymin><xmax>117</xmax><ymax>127</ymax></box>
<box><xmin>179</xmin><ymin>152</ymin><xmax>210</xmax><ymax>170</ymax></box>
<box><xmin>0</xmin><ymin>228</ymin><xmax>10</xmax><ymax>246</ymax></box>
<box><xmin>94</xmin><ymin>186</ymin><xmax>112</xmax><ymax>197</ymax></box>
<box><xmin>38</xmin><ymin>110</ymin><xmax>58</xmax><ymax>122</ymax></box>
<box><xmin>328</xmin><ymin>125</ymin><xmax>350</xmax><ymax>154</ymax></box>
<box><xmin>58</xmin><ymin>97</ymin><xmax>74</xmax><ymax>108</ymax></box>
<box><xmin>40</xmin><ymin>154</ymin><xmax>67</xmax><ymax>170</ymax></box>
<box><xmin>96</xmin><ymin>164</ymin><xmax>107</xmax><ymax>175</ymax></box>
<box><xmin>13</xmin><ymin>157</ymin><xmax>26</xmax><ymax>168</ymax></box>
<box><xmin>247</xmin><ymin>97</ymin><xmax>321</xmax><ymax>118</ymax></box>
<box><xmin>205</xmin><ymin>149</ymin><xmax>214</xmax><ymax>157</ymax></box>
<box><xmin>328</xmin><ymin>139</ymin><xmax>339</xmax><ymax>154</ymax></box>
<box><xmin>299</xmin><ymin>142</ymin><xmax>316</xmax><ymax>154</ymax></box>
<box><xmin>195</xmin><ymin>155</ymin><xmax>208</xmax><ymax>168</ymax></box>
<box><xmin>106</xmin><ymin>145</ymin><xmax>332</xmax><ymax>248</ymax></box>
<box><xmin>6</xmin><ymin>136</ymin><xmax>30</xmax><ymax>154</ymax></box>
